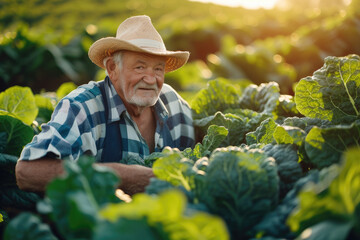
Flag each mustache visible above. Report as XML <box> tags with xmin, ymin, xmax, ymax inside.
<box><xmin>134</xmin><ymin>82</ymin><xmax>158</xmax><ymax>91</ymax></box>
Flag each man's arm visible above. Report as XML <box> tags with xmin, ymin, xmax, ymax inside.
<box><xmin>15</xmin><ymin>159</ymin><xmax>154</xmax><ymax>195</ymax></box>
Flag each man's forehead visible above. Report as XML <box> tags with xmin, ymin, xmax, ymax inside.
<box><xmin>123</xmin><ymin>51</ymin><xmax>166</xmax><ymax>64</ymax></box>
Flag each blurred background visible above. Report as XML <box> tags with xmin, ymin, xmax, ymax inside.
<box><xmin>1</xmin><ymin>0</ymin><xmax>359</xmax><ymax>98</ymax></box>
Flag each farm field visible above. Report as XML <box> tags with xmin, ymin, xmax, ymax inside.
<box><xmin>1</xmin><ymin>0</ymin><xmax>360</xmax><ymax>239</ymax></box>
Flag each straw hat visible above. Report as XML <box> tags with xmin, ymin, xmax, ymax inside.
<box><xmin>88</xmin><ymin>15</ymin><xmax>189</xmax><ymax>73</ymax></box>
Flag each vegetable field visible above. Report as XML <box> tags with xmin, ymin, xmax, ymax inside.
<box><xmin>1</xmin><ymin>0</ymin><xmax>360</xmax><ymax>239</ymax></box>
<box><xmin>1</xmin><ymin>54</ymin><xmax>360</xmax><ymax>240</ymax></box>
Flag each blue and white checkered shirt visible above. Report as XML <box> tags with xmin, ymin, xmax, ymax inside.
<box><xmin>19</xmin><ymin>77</ymin><xmax>195</xmax><ymax>162</ymax></box>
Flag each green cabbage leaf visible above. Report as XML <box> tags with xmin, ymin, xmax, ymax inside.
<box><xmin>287</xmin><ymin>147</ymin><xmax>360</xmax><ymax>240</ymax></box>
<box><xmin>304</xmin><ymin>121</ymin><xmax>360</xmax><ymax>169</ymax></box>
<box><xmin>295</xmin><ymin>54</ymin><xmax>360</xmax><ymax>124</ymax></box>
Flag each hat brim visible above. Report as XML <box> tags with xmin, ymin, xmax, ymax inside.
<box><xmin>88</xmin><ymin>37</ymin><xmax>190</xmax><ymax>73</ymax></box>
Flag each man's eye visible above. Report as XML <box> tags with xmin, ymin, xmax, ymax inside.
<box><xmin>136</xmin><ymin>66</ymin><xmax>144</xmax><ymax>70</ymax></box>
<box><xmin>155</xmin><ymin>67</ymin><xmax>164</xmax><ymax>72</ymax></box>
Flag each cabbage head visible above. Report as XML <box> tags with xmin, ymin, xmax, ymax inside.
<box><xmin>198</xmin><ymin>147</ymin><xmax>279</xmax><ymax>239</ymax></box>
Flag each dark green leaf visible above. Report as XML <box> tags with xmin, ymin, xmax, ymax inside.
<box><xmin>262</xmin><ymin>144</ymin><xmax>302</xmax><ymax>198</ymax></box>
<box><xmin>0</xmin><ymin>153</ymin><xmax>18</xmax><ymax>188</ymax></box>
<box><xmin>288</xmin><ymin>147</ymin><xmax>360</xmax><ymax>238</ymax></box>
<box><xmin>304</xmin><ymin>121</ymin><xmax>360</xmax><ymax>168</ymax></box>
<box><xmin>0</xmin><ymin>187</ymin><xmax>41</xmax><ymax>209</ymax></box>
<box><xmin>0</xmin><ymin>115</ymin><xmax>34</xmax><ymax>156</ymax></box>
<box><xmin>46</xmin><ymin>155</ymin><xmax>120</xmax><ymax>239</ymax></box>
<box><xmin>0</xmin><ymin>132</ymin><xmax>7</xmax><ymax>152</ymax></box>
<box><xmin>239</xmin><ymin>82</ymin><xmax>280</xmax><ymax>115</ymax></box>
<box><xmin>297</xmin><ymin>221</ymin><xmax>353</xmax><ymax>240</ymax></box>
<box><xmin>93</xmin><ymin>217</ymin><xmax>159</xmax><ymax>240</ymax></box>
<box><xmin>4</xmin><ymin>213</ymin><xmax>57</xmax><ymax>240</ymax></box>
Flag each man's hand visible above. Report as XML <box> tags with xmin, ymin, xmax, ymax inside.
<box><xmin>102</xmin><ymin>163</ymin><xmax>155</xmax><ymax>195</ymax></box>
<box><xmin>16</xmin><ymin>159</ymin><xmax>155</xmax><ymax>195</ymax></box>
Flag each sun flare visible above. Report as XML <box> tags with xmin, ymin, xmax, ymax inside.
<box><xmin>190</xmin><ymin>0</ymin><xmax>279</xmax><ymax>9</ymax></box>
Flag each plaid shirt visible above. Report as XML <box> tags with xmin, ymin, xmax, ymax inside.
<box><xmin>20</xmin><ymin>77</ymin><xmax>195</xmax><ymax>162</ymax></box>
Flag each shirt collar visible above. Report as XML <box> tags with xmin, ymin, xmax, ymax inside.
<box><xmin>103</xmin><ymin>77</ymin><xmax>169</xmax><ymax>123</ymax></box>
<box><xmin>104</xmin><ymin>77</ymin><xmax>126</xmax><ymax>123</ymax></box>
<box><xmin>153</xmin><ymin>96</ymin><xmax>169</xmax><ymax>124</ymax></box>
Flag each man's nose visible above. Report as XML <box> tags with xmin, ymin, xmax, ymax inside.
<box><xmin>142</xmin><ymin>69</ymin><xmax>157</xmax><ymax>84</ymax></box>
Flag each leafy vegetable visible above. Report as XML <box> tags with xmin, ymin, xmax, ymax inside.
<box><xmin>0</xmin><ymin>115</ymin><xmax>34</xmax><ymax>156</ymax></box>
<box><xmin>194</xmin><ymin>112</ymin><xmax>246</xmax><ymax>146</ymax></box>
<box><xmin>56</xmin><ymin>81</ymin><xmax>77</xmax><ymax>100</ymax></box>
<box><xmin>194</xmin><ymin>110</ymin><xmax>270</xmax><ymax>146</ymax></box>
<box><xmin>0</xmin><ymin>86</ymin><xmax>38</xmax><ymax>125</ymax></box>
<box><xmin>145</xmin><ymin>178</ymin><xmax>180</xmax><ymax>196</ymax></box>
<box><xmin>146</xmin><ymin>126</ymin><xmax>228</xmax><ymax>203</ymax></box>
<box><xmin>282</xmin><ymin>117</ymin><xmax>332</xmax><ymax>133</ymax></box>
<box><xmin>273</xmin><ymin>125</ymin><xmax>306</xmax><ymax>147</ymax></box>
<box><xmin>304</xmin><ymin>121</ymin><xmax>360</xmax><ymax>169</ymax></box>
<box><xmin>5</xmin><ymin>155</ymin><xmax>229</xmax><ymax>240</ymax></box>
<box><xmin>239</xmin><ymin>82</ymin><xmax>280</xmax><ymax>115</ymax></box>
<box><xmin>252</xmin><ymin>169</ymin><xmax>320</xmax><ymax>239</ymax></box>
<box><xmin>183</xmin><ymin>125</ymin><xmax>228</xmax><ymax>160</ymax></box>
<box><xmin>0</xmin><ymin>145</ymin><xmax>41</xmax><ymax>213</ymax></box>
<box><xmin>0</xmin><ymin>153</ymin><xmax>18</xmax><ymax>188</ymax></box>
<box><xmin>246</xmin><ymin>118</ymin><xmax>278</xmax><ymax>145</ymax></box>
<box><xmin>287</xmin><ymin>147</ymin><xmax>360</xmax><ymax>240</ymax></box>
<box><xmin>34</xmin><ymin>94</ymin><xmax>54</xmax><ymax>125</ymax></box>
<box><xmin>275</xmin><ymin>94</ymin><xmax>303</xmax><ymax>120</ymax></box>
<box><xmin>3</xmin><ymin>54</ymin><xmax>360</xmax><ymax>240</ymax></box>
<box><xmin>43</xmin><ymin>155</ymin><xmax>121</xmax><ymax>239</ymax></box>
<box><xmin>262</xmin><ymin>144</ymin><xmax>303</xmax><ymax>198</ymax></box>
<box><xmin>199</xmin><ymin>147</ymin><xmax>279</xmax><ymax>239</ymax></box>
<box><xmin>191</xmin><ymin>79</ymin><xmax>240</xmax><ymax>119</ymax></box>
<box><xmin>97</xmin><ymin>190</ymin><xmax>229</xmax><ymax>240</ymax></box>
<box><xmin>152</xmin><ymin>148</ymin><xmax>196</xmax><ymax>192</ymax></box>
<box><xmin>4</xmin><ymin>213</ymin><xmax>57</xmax><ymax>240</ymax></box>
<box><xmin>196</xmin><ymin>125</ymin><xmax>229</xmax><ymax>154</ymax></box>
<box><xmin>295</xmin><ymin>54</ymin><xmax>360</xmax><ymax>123</ymax></box>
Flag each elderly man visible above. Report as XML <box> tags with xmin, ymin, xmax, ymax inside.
<box><xmin>16</xmin><ymin>15</ymin><xmax>195</xmax><ymax>195</ymax></box>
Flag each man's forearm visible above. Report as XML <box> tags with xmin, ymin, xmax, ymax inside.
<box><xmin>15</xmin><ymin>158</ymin><xmax>154</xmax><ymax>195</ymax></box>
<box><xmin>15</xmin><ymin>158</ymin><xmax>65</xmax><ymax>193</ymax></box>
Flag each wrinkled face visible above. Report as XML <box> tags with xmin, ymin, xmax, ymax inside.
<box><xmin>116</xmin><ymin>51</ymin><xmax>166</xmax><ymax>108</ymax></box>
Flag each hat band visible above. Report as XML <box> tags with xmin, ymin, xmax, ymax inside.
<box><xmin>128</xmin><ymin>38</ymin><xmax>165</xmax><ymax>50</ymax></box>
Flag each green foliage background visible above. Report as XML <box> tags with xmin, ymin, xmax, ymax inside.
<box><xmin>1</xmin><ymin>0</ymin><xmax>360</xmax><ymax>97</ymax></box>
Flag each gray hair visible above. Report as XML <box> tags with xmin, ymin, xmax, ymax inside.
<box><xmin>103</xmin><ymin>51</ymin><xmax>123</xmax><ymax>75</ymax></box>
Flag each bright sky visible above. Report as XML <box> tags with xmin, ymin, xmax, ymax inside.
<box><xmin>190</xmin><ymin>0</ymin><xmax>279</xmax><ymax>9</ymax></box>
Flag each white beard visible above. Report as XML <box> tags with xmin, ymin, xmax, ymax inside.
<box><xmin>125</xmin><ymin>82</ymin><xmax>160</xmax><ymax>107</ymax></box>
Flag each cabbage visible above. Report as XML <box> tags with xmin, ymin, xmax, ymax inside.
<box><xmin>287</xmin><ymin>147</ymin><xmax>360</xmax><ymax>240</ymax></box>
<box><xmin>199</xmin><ymin>147</ymin><xmax>279</xmax><ymax>239</ymax></box>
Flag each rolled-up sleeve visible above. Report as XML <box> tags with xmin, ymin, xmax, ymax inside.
<box><xmin>20</xmin><ymin>97</ymin><xmax>98</xmax><ymax>161</ymax></box>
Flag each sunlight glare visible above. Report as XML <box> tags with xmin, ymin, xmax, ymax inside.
<box><xmin>190</xmin><ymin>0</ymin><xmax>279</xmax><ymax>9</ymax></box>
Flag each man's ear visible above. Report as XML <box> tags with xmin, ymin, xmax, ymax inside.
<box><xmin>105</xmin><ymin>57</ymin><xmax>118</xmax><ymax>81</ymax></box>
